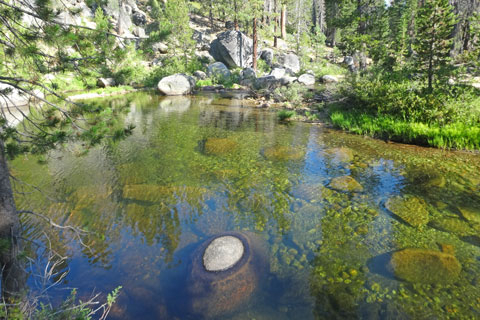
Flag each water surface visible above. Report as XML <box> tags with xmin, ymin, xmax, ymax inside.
<box><xmin>12</xmin><ymin>92</ymin><xmax>480</xmax><ymax>319</ymax></box>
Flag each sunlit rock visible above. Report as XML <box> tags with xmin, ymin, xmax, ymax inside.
<box><xmin>187</xmin><ymin>231</ymin><xmax>267</xmax><ymax>318</ymax></box>
<box><xmin>385</xmin><ymin>195</ymin><xmax>429</xmax><ymax>228</ymax></box>
<box><xmin>328</xmin><ymin>175</ymin><xmax>363</xmax><ymax>193</ymax></box>
<box><xmin>203</xmin><ymin>236</ymin><xmax>244</xmax><ymax>271</ymax></box>
<box><xmin>388</xmin><ymin>248</ymin><xmax>461</xmax><ymax>284</ymax></box>
<box><xmin>263</xmin><ymin>146</ymin><xmax>305</xmax><ymax>161</ymax></box>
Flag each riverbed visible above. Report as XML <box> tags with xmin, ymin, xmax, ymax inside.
<box><xmin>12</xmin><ymin>92</ymin><xmax>480</xmax><ymax>319</ymax></box>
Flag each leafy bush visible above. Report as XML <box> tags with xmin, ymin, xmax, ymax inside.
<box><xmin>144</xmin><ymin>56</ymin><xmax>203</xmax><ymax>88</ymax></box>
<box><xmin>343</xmin><ymin>71</ymin><xmax>480</xmax><ymax>125</ymax></box>
<box><xmin>273</xmin><ymin>83</ymin><xmax>308</xmax><ymax>106</ymax></box>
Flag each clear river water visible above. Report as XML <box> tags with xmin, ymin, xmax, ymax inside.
<box><xmin>11</xmin><ymin>92</ymin><xmax>480</xmax><ymax>319</ymax></box>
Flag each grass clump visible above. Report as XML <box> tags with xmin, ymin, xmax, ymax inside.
<box><xmin>330</xmin><ymin>69</ymin><xmax>480</xmax><ymax>150</ymax></box>
<box><xmin>278</xmin><ymin>110</ymin><xmax>296</xmax><ymax>121</ymax></box>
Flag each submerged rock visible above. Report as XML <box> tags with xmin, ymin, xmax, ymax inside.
<box><xmin>385</xmin><ymin>195</ymin><xmax>429</xmax><ymax>228</ymax></box>
<box><xmin>457</xmin><ymin>206</ymin><xmax>480</xmax><ymax>224</ymax></box>
<box><xmin>263</xmin><ymin>146</ymin><xmax>305</xmax><ymax>161</ymax></box>
<box><xmin>187</xmin><ymin>231</ymin><xmax>268</xmax><ymax>318</ymax></box>
<box><xmin>203</xmin><ymin>236</ymin><xmax>244</xmax><ymax>271</ymax></box>
<box><xmin>388</xmin><ymin>248</ymin><xmax>461</xmax><ymax>284</ymax></box>
<box><xmin>204</xmin><ymin>138</ymin><xmax>238</xmax><ymax>155</ymax></box>
<box><xmin>325</xmin><ymin>147</ymin><xmax>355</xmax><ymax>163</ymax></box>
<box><xmin>430</xmin><ymin>217</ymin><xmax>475</xmax><ymax>236</ymax></box>
<box><xmin>328</xmin><ymin>175</ymin><xmax>363</xmax><ymax>193</ymax></box>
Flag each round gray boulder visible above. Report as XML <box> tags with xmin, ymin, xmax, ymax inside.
<box><xmin>203</xmin><ymin>236</ymin><xmax>244</xmax><ymax>271</ymax></box>
<box><xmin>298</xmin><ymin>74</ymin><xmax>315</xmax><ymax>86</ymax></box>
<box><xmin>207</xmin><ymin>62</ymin><xmax>231</xmax><ymax>79</ymax></box>
<box><xmin>157</xmin><ymin>74</ymin><xmax>195</xmax><ymax>95</ymax></box>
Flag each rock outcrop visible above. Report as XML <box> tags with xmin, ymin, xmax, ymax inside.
<box><xmin>209</xmin><ymin>31</ymin><xmax>254</xmax><ymax>69</ymax></box>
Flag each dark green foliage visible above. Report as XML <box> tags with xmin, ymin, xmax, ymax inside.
<box><xmin>414</xmin><ymin>0</ymin><xmax>457</xmax><ymax>91</ymax></box>
<box><xmin>278</xmin><ymin>110</ymin><xmax>296</xmax><ymax>121</ymax></box>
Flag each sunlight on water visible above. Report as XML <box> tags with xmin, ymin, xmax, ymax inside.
<box><xmin>11</xmin><ymin>92</ymin><xmax>480</xmax><ymax>319</ymax></box>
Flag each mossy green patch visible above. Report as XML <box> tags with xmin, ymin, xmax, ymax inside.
<box><xmin>204</xmin><ymin>138</ymin><xmax>238</xmax><ymax>155</ymax></box>
<box><xmin>457</xmin><ymin>206</ymin><xmax>480</xmax><ymax>224</ymax></box>
<box><xmin>328</xmin><ymin>175</ymin><xmax>363</xmax><ymax>193</ymax></box>
<box><xmin>385</xmin><ymin>195</ymin><xmax>429</xmax><ymax>228</ymax></box>
<box><xmin>389</xmin><ymin>248</ymin><xmax>462</xmax><ymax>284</ymax></box>
<box><xmin>264</xmin><ymin>146</ymin><xmax>305</xmax><ymax>161</ymax></box>
<box><xmin>430</xmin><ymin>217</ymin><xmax>475</xmax><ymax>236</ymax></box>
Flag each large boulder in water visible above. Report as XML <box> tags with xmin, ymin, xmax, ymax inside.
<box><xmin>209</xmin><ymin>31</ymin><xmax>254</xmax><ymax>69</ymax></box>
<box><xmin>187</xmin><ymin>231</ymin><xmax>268</xmax><ymax>318</ymax></box>
<box><xmin>157</xmin><ymin>74</ymin><xmax>195</xmax><ymax>95</ymax></box>
<box><xmin>388</xmin><ymin>248</ymin><xmax>461</xmax><ymax>284</ymax></box>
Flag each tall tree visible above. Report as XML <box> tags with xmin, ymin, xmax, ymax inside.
<box><xmin>414</xmin><ymin>0</ymin><xmax>457</xmax><ymax>91</ymax></box>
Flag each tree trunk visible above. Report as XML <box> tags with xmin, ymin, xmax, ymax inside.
<box><xmin>209</xmin><ymin>0</ymin><xmax>214</xmax><ymax>29</ymax></box>
<box><xmin>253</xmin><ymin>17</ymin><xmax>258</xmax><ymax>71</ymax></box>
<box><xmin>274</xmin><ymin>0</ymin><xmax>278</xmax><ymax>47</ymax></box>
<box><xmin>234</xmin><ymin>0</ymin><xmax>239</xmax><ymax>30</ymax></box>
<box><xmin>0</xmin><ymin>139</ymin><xmax>25</xmax><ymax>303</ymax></box>
<box><xmin>281</xmin><ymin>4</ymin><xmax>287</xmax><ymax>39</ymax></box>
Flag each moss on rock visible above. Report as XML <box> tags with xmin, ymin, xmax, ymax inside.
<box><xmin>328</xmin><ymin>175</ymin><xmax>363</xmax><ymax>193</ymax></box>
<box><xmin>457</xmin><ymin>206</ymin><xmax>480</xmax><ymax>224</ymax></box>
<box><xmin>204</xmin><ymin>138</ymin><xmax>238</xmax><ymax>155</ymax></box>
<box><xmin>430</xmin><ymin>217</ymin><xmax>475</xmax><ymax>236</ymax></box>
<box><xmin>385</xmin><ymin>195</ymin><xmax>429</xmax><ymax>228</ymax></box>
<box><xmin>388</xmin><ymin>248</ymin><xmax>461</xmax><ymax>284</ymax></box>
<box><xmin>264</xmin><ymin>146</ymin><xmax>305</xmax><ymax>161</ymax></box>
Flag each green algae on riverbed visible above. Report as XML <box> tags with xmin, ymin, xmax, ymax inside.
<box><xmin>10</xmin><ymin>92</ymin><xmax>480</xmax><ymax>319</ymax></box>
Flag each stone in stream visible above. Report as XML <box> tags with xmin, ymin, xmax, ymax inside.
<box><xmin>325</xmin><ymin>147</ymin><xmax>355</xmax><ymax>163</ymax></box>
<box><xmin>328</xmin><ymin>175</ymin><xmax>363</xmax><ymax>193</ymax></box>
<box><xmin>204</xmin><ymin>138</ymin><xmax>238</xmax><ymax>155</ymax></box>
<box><xmin>388</xmin><ymin>248</ymin><xmax>461</xmax><ymax>284</ymax></box>
<box><xmin>157</xmin><ymin>74</ymin><xmax>195</xmax><ymax>95</ymax></box>
<box><xmin>429</xmin><ymin>217</ymin><xmax>475</xmax><ymax>236</ymax></box>
<box><xmin>203</xmin><ymin>236</ymin><xmax>244</xmax><ymax>271</ymax></box>
<box><xmin>187</xmin><ymin>231</ymin><xmax>268</xmax><ymax>318</ymax></box>
<box><xmin>457</xmin><ymin>206</ymin><xmax>480</xmax><ymax>224</ymax></box>
<box><xmin>385</xmin><ymin>195</ymin><xmax>429</xmax><ymax>228</ymax></box>
<box><xmin>263</xmin><ymin>146</ymin><xmax>305</xmax><ymax>161</ymax></box>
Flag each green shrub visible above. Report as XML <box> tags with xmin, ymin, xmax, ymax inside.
<box><xmin>278</xmin><ymin>110</ymin><xmax>296</xmax><ymax>121</ymax></box>
<box><xmin>144</xmin><ymin>56</ymin><xmax>203</xmax><ymax>88</ymax></box>
<box><xmin>273</xmin><ymin>83</ymin><xmax>308</xmax><ymax>106</ymax></box>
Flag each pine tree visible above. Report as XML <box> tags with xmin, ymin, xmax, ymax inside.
<box><xmin>414</xmin><ymin>0</ymin><xmax>457</xmax><ymax>91</ymax></box>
